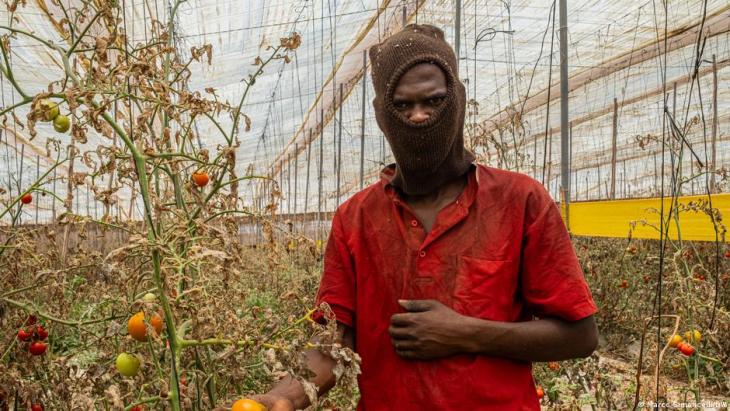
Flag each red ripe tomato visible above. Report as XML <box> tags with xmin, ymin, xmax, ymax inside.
<box><xmin>25</xmin><ymin>315</ymin><xmax>37</xmax><ymax>326</ymax></box>
<box><xmin>31</xmin><ymin>403</ymin><xmax>43</xmax><ymax>411</ymax></box>
<box><xmin>17</xmin><ymin>329</ymin><xmax>32</xmax><ymax>342</ymax></box>
<box><xmin>536</xmin><ymin>385</ymin><xmax>545</xmax><ymax>399</ymax></box>
<box><xmin>129</xmin><ymin>406</ymin><xmax>145</xmax><ymax>411</ymax></box>
<box><xmin>35</xmin><ymin>325</ymin><xmax>49</xmax><ymax>340</ymax></box>
<box><xmin>619</xmin><ymin>279</ymin><xmax>628</xmax><ymax>289</ymax></box>
<box><xmin>20</xmin><ymin>193</ymin><xmax>32</xmax><ymax>204</ymax></box>
<box><xmin>725</xmin><ymin>250</ymin><xmax>730</xmax><ymax>258</ymax></box>
<box><xmin>678</xmin><ymin>343</ymin><xmax>695</xmax><ymax>356</ymax></box>
<box><xmin>191</xmin><ymin>171</ymin><xmax>210</xmax><ymax>187</ymax></box>
<box><xmin>28</xmin><ymin>341</ymin><xmax>47</xmax><ymax>356</ymax></box>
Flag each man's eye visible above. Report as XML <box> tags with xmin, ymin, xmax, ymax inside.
<box><xmin>393</xmin><ymin>102</ymin><xmax>408</xmax><ymax>110</ymax></box>
<box><xmin>428</xmin><ymin>97</ymin><xmax>444</xmax><ymax>106</ymax></box>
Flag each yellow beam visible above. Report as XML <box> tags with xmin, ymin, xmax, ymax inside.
<box><xmin>568</xmin><ymin>193</ymin><xmax>729</xmax><ymax>242</ymax></box>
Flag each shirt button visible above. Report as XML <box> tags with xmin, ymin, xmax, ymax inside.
<box><xmin>410</xmin><ymin>219</ymin><xmax>418</xmax><ymax>227</ymax></box>
<box><xmin>419</xmin><ymin>250</ymin><xmax>426</xmax><ymax>257</ymax></box>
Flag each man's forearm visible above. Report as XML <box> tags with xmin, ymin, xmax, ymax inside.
<box><xmin>266</xmin><ymin>346</ymin><xmax>339</xmax><ymax>409</ymax></box>
<box><xmin>266</xmin><ymin>324</ymin><xmax>353</xmax><ymax>408</ymax></box>
<box><xmin>458</xmin><ymin>315</ymin><xmax>598</xmax><ymax>362</ymax></box>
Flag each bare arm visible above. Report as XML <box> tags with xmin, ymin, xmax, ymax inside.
<box><xmin>458</xmin><ymin>314</ymin><xmax>598</xmax><ymax>361</ymax></box>
<box><xmin>251</xmin><ymin>324</ymin><xmax>355</xmax><ymax>411</ymax></box>
<box><xmin>390</xmin><ymin>300</ymin><xmax>597</xmax><ymax>362</ymax></box>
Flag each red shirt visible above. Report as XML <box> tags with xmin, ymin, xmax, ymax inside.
<box><xmin>315</xmin><ymin>163</ymin><xmax>596</xmax><ymax>410</ymax></box>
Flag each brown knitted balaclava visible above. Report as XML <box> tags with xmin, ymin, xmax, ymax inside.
<box><xmin>369</xmin><ymin>24</ymin><xmax>475</xmax><ymax>196</ymax></box>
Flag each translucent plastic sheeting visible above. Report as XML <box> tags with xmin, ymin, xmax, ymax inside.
<box><xmin>1</xmin><ymin>0</ymin><xmax>728</xmax><ymax>224</ymax></box>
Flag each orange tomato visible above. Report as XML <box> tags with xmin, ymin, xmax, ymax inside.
<box><xmin>548</xmin><ymin>361</ymin><xmax>560</xmax><ymax>371</ymax></box>
<box><xmin>20</xmin><ymin>193</ymin><xmax>32</xmax><ymax>204</ymax></box>
<box><xmin>192</xmin><ymin>171</ymin><xmax>210</xmax><ymax>187</ymax></box>
<box><xmin>127</xmin><ymin>312</ymin><xmax>163</xmax><ymax>342</ymax></box>
<box><xmin>150</xmin><ymin>313</ymin><xmax>164</xmax><ymax>335</ymax></box>
<box><xmin>127</xmin><ymin>312</ymin><xmax>147</xmax><ymax>342</ymax></box>
<box><xmin>231</xmin><ymin>399</ymin><xmax>266</xmax><ymax>411</ymax></box>
<box><xmin>536</xmin><ymin>385</ymin><xmax>544</xmax><ymax>400</ymax></box>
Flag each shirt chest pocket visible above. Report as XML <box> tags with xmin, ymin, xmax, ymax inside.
<box><xmin>453</xmin><ymin>256</ymin><xmax>518</xmax><ymax>320</ymax></box>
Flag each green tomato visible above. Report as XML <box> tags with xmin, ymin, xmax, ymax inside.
<box><xmin>115</xmin><ymin>353</ymin><xmax>140</xmax><ymax>377</ymax></box>
<box><xmin>142</xmin><ymin>293</ymin><xmax>156</xmax><ymax>303</ymax></box>
<box><xmin>53</xmin><ymin>114</ymin><xmax>70</xmax><ymax>133</ymax></box>
<box><xmin>39</xmin><ymin>99</ymin><xmax>59</xmax><ymax>121</ymax></box>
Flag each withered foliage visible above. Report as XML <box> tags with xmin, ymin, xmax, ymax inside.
<box><xmin>0</xmin><ymin>1</ymin><xmax>359</xmax><ymax>410</ymax></box>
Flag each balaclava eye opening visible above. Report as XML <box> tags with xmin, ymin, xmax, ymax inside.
<box><xmin>370</xmin><ymin>24</ymin><xmax>475</xmax><ymax>196</ymax></box>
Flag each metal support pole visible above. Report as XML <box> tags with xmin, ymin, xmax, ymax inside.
<box><xmin>611</xmin><ymin>97</ymin><xmax>618</xmax><ymax>199</ymax></box>
<box><xmin>318</xmin><ymin>109</ymin><xmax>324</xmax><ymax>239</ymax></box>
<box><xmin>402</xmin><ymin>4</ymin><xmax>407</xmax><ymax>26</ymax></box>
<box><xmin>305</xmin><ymin>131</ymin><xmax>312</xmax><ymax>214</ymax></box>
<box><xmin>279</xmin><ymin>167</ymin><xmax>284</xmax><ymax>214</ymax></box>
<box><xmin>337</xmin><ymin>83</ymin><xmax>343</xmax><ymax>205</ymax></box>
<box><xmin>559</xmin><ymin>0</ymin><xmax>570</xmax><ymax>228</ymax></box>
<box><xmin>455</xmin><ymin>0</ymin><xmax>462</xmax><ymax>69</ymax></box>
<box><xmin>711</xmin><ymin>54</ymin><xmax>718</xmax><ymax>192</ymax></box>
<box><xmin>360</xmin><ymin>50</ymin><xmax>367</xmax><ymax>191</ymax></box>
<box><xmin>287</xmin><ymin>153</ymin><xmax>292</xmax><ymax>215</ymax></box>
<box><xmin>653</xmin><ymin>151</ymin><xmax>658</xmax><ymax>194</ymax></box>
<box><xmin>294</xmin><ymin>143</ymin><xmax>299</xmax><ymax>219</ymax></box>
<box><xmin>622</xmin><ymin>160</ymin><xmax>627</xmax><ymax>198</ymax></box>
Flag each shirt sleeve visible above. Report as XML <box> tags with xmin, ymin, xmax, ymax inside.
<box><xmin>520</xmin><ymin>185</ymin><xmax>597</xmax><ymax>321</ymax></box>
<box><xmin>312</xmin><ymin>209</ymin><xmax>356</xmax><ymax>327</ymax></box>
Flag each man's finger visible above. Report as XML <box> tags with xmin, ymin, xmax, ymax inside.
<box><xmin>390</xmin><ymin>312</ymin><xmax>414</xmax><ymax>326</ymax></box>
<box><xmin>395</xmin><ymin>348</ymin><xmax>417</xmax><ymax>359</ymax></box>
<box><xmin>388</xmin><ymin>325</ymin><xmax>416</xmax><ymax>339</ymax></box>
<box><xmin>398</xmin><ymin>299</ymin><xmax>436</xmax><ymax>312</ymax></box>
<box><xmin>391</xmin><ymin>338</ymin><xmax>417</xmax><ymax>350</ymax></box>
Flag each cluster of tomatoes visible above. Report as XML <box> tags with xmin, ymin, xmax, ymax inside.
<box><xmin>668</xmin><ymin>329</ymin><xmax>701</xmax><ymax>357</ymax></box>
<box><xmin>16</xmin><ymin>315</ymin><xmax>48</xmax><ymax>356</ymax></box>
<box><xmin>36</xmin><ymin>99</ymin><xmax>70</xmax><ymax>133</ymax></box>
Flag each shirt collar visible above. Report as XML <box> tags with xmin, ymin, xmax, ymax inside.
<box><xmin>380</xmin><ymin>162</ymin><xmax>479</xmax><ymax>208</ymax></box>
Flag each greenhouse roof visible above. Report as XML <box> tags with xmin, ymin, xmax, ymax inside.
<box><xmin>1</xmin><ymin>0</ymin><xmax>729</xmax><ymax>222</ymax></box>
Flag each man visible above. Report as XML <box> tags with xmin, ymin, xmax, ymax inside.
<box><xmin>253</xmin><ymin>24</ymin><xmax>597</xmax><ymax>410</ymax></box>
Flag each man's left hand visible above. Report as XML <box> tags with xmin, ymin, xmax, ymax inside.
<box><xmin>389</xmin><ymin>299</ymin><xmax>468</xmax><ymax>360</ymax></box>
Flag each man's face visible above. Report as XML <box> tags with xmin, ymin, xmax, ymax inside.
<box><xmin>392</xmin><ymin>63</ymin><xmax>447</xmax><ymax>124</ymax></box>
